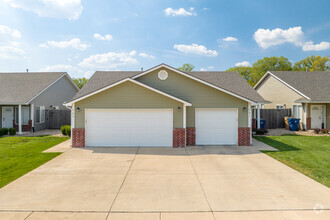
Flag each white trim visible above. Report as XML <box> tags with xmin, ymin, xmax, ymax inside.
<box><xmin>132</xmin><ymin>64</ymin><xmax>257</xmax><ymax>104</ymax></box>
<box><xmin>35</xmin><ymin>106</ymin><xmax>45</xmax><ymax>124</ymax></box>
<box><xmin>296</xmin><ymin>100</ymin><xmax>330</xmax><ymax>103</ymax></box>
<box><xmin>30</xmin><ymin>104</ymin><xmax>34</xmax><ymax>128</ymax></box>
<box><xmin>18</xmin><ymin>104</ymin><xmax>22</xmax><ymax>134</ymax></box>
<box><xmin>64</xmin><ymin>78</ymin><xmax>192</xmax><ymax>107</ymax></box>
<box><xmin>195</xmin><ymin>108</ymin><xmax>239</xmax><ymax>145</ymax></box>
<box><xmin>257</xmin><ymin>104</ymin><xmax>260</xmax><ymax>129</ymax></box>
<box><xmin>183</xmin><ymin>104</ymin><xmax>186</xmax><ymax>129</ymax></box>
<box><xmin>71</xmin><ymin>103</ymin><xmax>75</xmax><ymax>147</ymax></box>
<box><xmin>254</xmin><ymin>71</ymin><xmax>311</xmax><ymax>100</ymax></box>
<box><xmin>27</xmin><ymin>73</ymin><xmax>67</xmax><ymax>104</ymax></box>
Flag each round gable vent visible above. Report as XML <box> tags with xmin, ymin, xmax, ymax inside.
<box><xmin>158</xmin><ymin>70</ymin><xmax>168</xmax><ymax>80</ymax></box>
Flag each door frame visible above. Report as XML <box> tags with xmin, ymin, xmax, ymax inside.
<box><xmin>195</xmin><ymin>108</ymin><xmax>238</xmax><ymax>145</ymax></box>
<box><xmin>1</xmin><ymin>106</ymin><xmax>14</xmax><ymax>128</ymax></box>
<box><xmin>310</xmin><ymin>104</ymin><xmax>326</xmax><ymax>129</ymax></box>
<box><xmin>84</xmin><ymin>108</ymin><xmax>174</xmax><ymax>147</ymax></box>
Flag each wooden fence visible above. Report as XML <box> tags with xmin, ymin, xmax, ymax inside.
<box><xmin>46</xmin><ymin>109</ymin><xmax>71</xmax><ymax>129</ymax></box>
<box><xmin>259</xmin><ymin>109</ymin><xmax>292</xmax><ymax>129</ymax></box>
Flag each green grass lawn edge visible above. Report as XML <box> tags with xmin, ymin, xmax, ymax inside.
<box><xmin>0</xmin><ymin>136</ymin><xmax>69</xmax><ymax>188</ymax></box>
<box><xmin>254</xmin><ymin>135</ymin><xmax>330</xmax><ymax>187</ymax></box>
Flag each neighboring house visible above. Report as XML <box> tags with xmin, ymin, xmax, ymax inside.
<box><xmin>65</xmin><ymin>64</ymin><xmax>265</xmax><ymax>148</ymax></box>
<box><xmin>0</xmin><ymin>72</ymin><xmax>79</xmax><ymax>134</ymax></box>
<box><xmin>254</xmin><ymin>71</ymin><xmax>330</xmax><ymax>130</ymax></box>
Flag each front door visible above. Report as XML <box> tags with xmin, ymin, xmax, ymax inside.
<box><xmin>311</xmin><ymin>105</ymin><xmax>326</xmax><ymax>129</ymax></box>
<box><xmin>2</xmin><ymin>106</ymin><xmax>14</xmax><ymax>128</ymax></box>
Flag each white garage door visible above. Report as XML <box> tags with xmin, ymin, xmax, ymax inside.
<box><xmin>196</xmin><ymin>109</ymin><xmax>238</xmax><ymax>145</ymax></box>
<box><xmin>85</xmin><ymin>109</ymin><xmax>173</xmax><ymax>147</ymax></box>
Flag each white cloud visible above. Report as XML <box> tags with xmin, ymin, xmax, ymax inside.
<box><xmin>94</xmin><ymin>33</ymin><xmax>112</xmax><ymax>41</ymax></box>
<box><xmin>0</xmin><ymin>45</ymin><xmax>25</xmax><ymax>59</ymax></box>
<box><xmin>78</xmin><ymin>51</ymin><xmax>138</xmax><ymax>69</ymax></box>
<box><xmin>40</xmin><ymin>64</ymin><xmax>80</xmax><ymax>72</ymax></box>
<box><xmin>164</xmin><ymin>7</ymin><xmax>196</xmax><ymax>16</ymax></box>
<box><xmin>173</xmin><ymin>43</ymin><xmax>218</xmax><ymax>56</ymax></box>
<box><xmin>139</xmin><ymin>53</ymin><xmax>155</xmax><ymax>59</ymax></box>
<box><xmin>43</xmin><ymin>38</ymin><xmax>89</xmax><ymax>50</ymax></box>
<box><xmin>222</xmin><ymin>37</ymin><xmax>238</xmax><ymax>42</ymax></box>
<box><xmin>4</xmin><ymin>0</ymin><xmax>83</xmax><ymax>20</ymax></box>
<box><xmin>253</xmin><ymin>27</ymin><xmax>304</xmax><ymax>49</ymax></box>
<box><xmin>40</xmin><ymin>64</ymin><xmax>94</xmax><ymax>78</ymax></box>
<box><xmin>200</xmin><ymin>66</ymin><xmax>215</xmax><ymax>71</ymax></box>
<box><xmin>39</xmin><ymin>43</ymin><xmax>49</xmax><ymax>48</ymax></box>
<box><xmin>254</xmin><ymin>26</ymin><xmax>330</xmax><ymax>51</ymax></box>
<box><xmin>0</xmin><ymin>25</ymin><xmax>21</xmax><ymax>39</ymax></box>
<box><xmin>302</xmin><ymin>41</ymin><xmax>330</xmax><ymax>51</ymax></box>
<box><xmin>235</xmin><ymin>61</ymin><xmax>251</xmax><ymax>67</ymax></box>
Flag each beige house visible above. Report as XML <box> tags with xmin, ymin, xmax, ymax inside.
<box><xmin>254</xmin><ymin>71</ymin><xmax>330</xmax><ymax>130</ymax></box>
<box><xmin>65</xmin><ymin>64</ymin><xmax>266</xmax><ymax>148</ymax></box>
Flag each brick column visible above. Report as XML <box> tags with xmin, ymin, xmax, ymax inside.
<box><xmin>306</xmin><ymin>118</ymin><xmax>311</xmax><ymax>130</ymax></box>
<box><xmin>72</xmin><ymin>128</ymin><xmax>85</xmax><ymax>147</ymax></box>
<box><xmin>186</xmin><ymin>127</ymin><xmax>195</xmax><ymax>146</ymax></box>
<box><xmin>173</xmin><ymin>128</ymin><xmax>185</xmax><ymax>148</ymax></box>
<box><xmin>238</xmin><ymin>127</ymin><xmax>251</xmax><ymax>146</ymax></box>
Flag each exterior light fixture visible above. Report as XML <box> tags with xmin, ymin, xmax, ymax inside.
<box><xmin>178</xmin><ymin>107</ymin><xmax>181</xmax><ymax>111</ymax></box>
<box><xmin>243</xmin><ymin>107</ymin><xmax>246</xmax><ymax>111</ymax></box>
<box><xmin>76</xmin><ymin>107</ymin><xmax>80</xmax><ymax>112</ymax></box>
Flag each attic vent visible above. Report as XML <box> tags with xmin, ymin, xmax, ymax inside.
<box><xmin>158</xmin><ymin>70</ymin><xmax>168</xmax><ymax>80</ymax></box>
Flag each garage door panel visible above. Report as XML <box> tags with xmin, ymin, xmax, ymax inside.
<box><xmin>85</xmin><ymin>109</ymin><xmax>173</xmax><ymax>147</ymax></box>
<box><xmin>196</xmin><ymin>109</ymin><xmax>238</xmax><ymax>145</ymax></box>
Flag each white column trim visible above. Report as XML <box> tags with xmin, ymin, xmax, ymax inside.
<box><xmin>18</xmin><ymin>104</ymin><xmax>22</xmax><ymax>134</ymax></box>
<box><xmin>248</xmin><ymin>103</ymin><xmax>252</xmax><ymax>145</ymax></box>
<box><xmin>257</xmin><ymin>104</ymin><xmax>261</xmax><ymax>129</ymax></box>
<box><xmin>30</xmin><ymin>103</ymin><xmax>34</xmax><ymax>129</ymax></box>
<box><xmin>71</xmin><ymin>103</ymin><xmax>75</xmax><ymax>147</ymax></box>
<box><xmin>183</xmin><ymin>104</ymin><xmax>186</xmax><ymax>128</ymax></box>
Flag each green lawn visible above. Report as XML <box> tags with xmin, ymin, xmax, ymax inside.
<box><xmin>0</xmin><ymin>136</ymin><xmax>69</xmax><ymax>188</ymax></box>
<box><xmin>254</xmin><ymin>135</ymin><xmax>330</xmax><ymax>187</ymax></box>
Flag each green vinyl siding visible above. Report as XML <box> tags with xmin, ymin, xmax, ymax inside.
<box><xmin>74</xmin><ymin>81</ymin><xmax>183</xmax><ymax>128</ymax></box>
<box><xmin>136</xmin><ymin>68</ymin><xmax>249</xmax><ymax>127</ymax></box>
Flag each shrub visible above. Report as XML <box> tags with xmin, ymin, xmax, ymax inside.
<box><xmin>255</xmin><ymin>129</ymin><xmax>268</xmax><ymax>135</ymax></box>
<box><xmin>314</xmin><ymin>128</ymin><xmax>320</xmax><ymax>134</ymax></box>
<box><xmin>61</xmin><ymin>125</ymin><xmax>71</xmax><ymax>136</ymax></box>
<box><xmin>320</xmin><ymin>129</ymin><xmax>329</xmax><ymax>134</ymax></box>
<box><xmin>8</xmin><ymin>128</ymin><xmax>16</xmax><ymax>135</ymax></box>
<box><xmin>0</xmin><ymin>128</ymin><xmax>9</xmax><ymax>135</ymax></box>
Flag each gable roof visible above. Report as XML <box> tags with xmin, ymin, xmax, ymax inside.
<box><xmin>254</xmin><ymin>71</ymin><xmax>330</xmax><ymax>101</ymax></box>
<box><xmin>0</xmin><ymin>72</ymin><xmax>74</xmax><ymax>104</ymax></box>
<box><xmin>65</xmin><ymin>78</ymin><xmax>192</xmax><ymax>106</ymax></box>
<box><xmin>68</xmin><ymin>64</ymin><xmax>266</xmax><ymax>105</ymax></box>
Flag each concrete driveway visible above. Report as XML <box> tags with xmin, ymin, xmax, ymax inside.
<box><xmin>0</xmin><ymin>141</ymin><xmax>329</xmax><ymax>219</ymax></box>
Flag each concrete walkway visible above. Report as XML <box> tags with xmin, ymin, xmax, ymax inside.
<box><xmin>0</xmin><ymin>141</ymin><xmax>329</xmax><ymax>219</ymax></box>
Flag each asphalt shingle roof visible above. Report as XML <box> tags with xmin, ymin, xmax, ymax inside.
<box><xmin>0</xmin><ymin>72</ymin><xmax>65</xmax><ymax>104</ymax></box>
<box><xmin>269</xmin><ymin>71</ymin><xmax>330</xmax><ymax>101</ymax></box>
<box><xmin>70</xmin><ymin>68</ymin><xmax>265</xmax><ymax>103</ymax></box>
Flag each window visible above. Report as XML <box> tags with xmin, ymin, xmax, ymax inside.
<box><xmin>15</xmin><ymin>106</ymin><xmax>29</xmax><ymax>124</ymax></box>
<box><xmin>261</xmin><ymin>104</ymin><xmax>264</xmax><ymax>109</ymax></box>
<box><xmin>36</xmin><ymin>106</ymin><xmax>45</xmax><ymax>124</ymax></box>
<box><xmin>276</xmin><ymin>105</ymin><xmax>285</xmax><ymax>109</ymax></box>
<box><xmin>293</xmin><ymin>105</ymin><xmax>303</xmax><ymax>120</ymax></box>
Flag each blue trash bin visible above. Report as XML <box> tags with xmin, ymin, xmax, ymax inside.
<box><xmin>288</xmin><ymin>118</ymin><xmax>300</xmax><ymax>131</ymax></box>
<box><xmin>258</xmin><ymin>119</ymin><xmax>266</xmax><ymax>129</ymax></box>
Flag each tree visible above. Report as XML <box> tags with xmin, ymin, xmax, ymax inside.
<box><xmin>293</xmin><ymin>55</ymin><xmax>330</xmax><ymax>71</ymax></box>
<box><xmin>178</xmin><ymin>63</ymin><xmax>195</xmax><ymax>71</ymax></box>
<box><xmin>73</xmin><ymin>77</ymin><xmax>88</xmax><ymax>89</ymax></box>
<box><xmin>226</xmin><ymin>66</ymin><xmax>253</xmax><ymax>82</ymax></box>
<box><xmin>250</xmin><ymin>56</ymin><xmax>292</xmax><ymax>86</ymax></box>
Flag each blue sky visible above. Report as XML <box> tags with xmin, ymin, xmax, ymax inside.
<box><xmin>0</xmin><ymin>0</ymin><xmax>329</xmax><ymax>78</ymax></box>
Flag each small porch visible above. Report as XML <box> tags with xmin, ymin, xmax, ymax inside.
<box><xmin>305</xmin><ymin>103</ymin><xmax>330</xmax><ymax>130</ymax></box>
<box><xmin>0</xmin><ymin>104</ymin><xmax>34</xmax><ymax>134</ymax></box>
